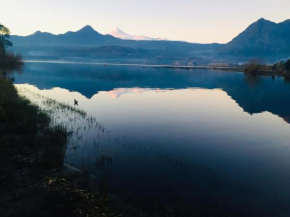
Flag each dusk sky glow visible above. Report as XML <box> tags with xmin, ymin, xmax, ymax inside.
<box><xmin>1</xmin><ymin>0</ymin><xmax>290</xmax><ymax>43</ymax></box>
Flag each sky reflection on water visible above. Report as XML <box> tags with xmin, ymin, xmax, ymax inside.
<box><xmin>14</xmin><ymin>62</ymin><xmax>290</xmax><ymax>216</ymax></box>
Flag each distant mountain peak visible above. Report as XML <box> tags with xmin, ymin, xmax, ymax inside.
<box><xmin>107</xmin><ymin>27</ymin><xmax>167</xmax><ymax>41</ymax></box>
<box><xmin>114</xmin><ymin>27</ymin><xmax>123</xmax><ymax>32</ymax></box>
<box><xmin>223</xmin><ymin>17</ymin><xmax>290</xmax><ymax>57</ymax></box>
<box><xmin>107</xmin><ymin>27</ymin><xmax>154</xmax><ymax>41</ymax></box>
<box><xmin>82</xmin><ymin>25</ymin><xmax>94</xmax><ymax>29</ymax></box>
<box><xmin>31</xmin><ymin>30</ymin><xmax>53</xmax><ymax>37</ymax></box>
<box><xmin>32</xmin><ymin>31</ymin><xmax>44</xmax><ymax>36</ymax></box>
<box><xmin>254</xmin><ymin>18</ymin><xmax>290</xmax><ymax>26</ymax></box>
<box><xmin>110</xmin><ymin>27</ymin><xmax>128</xmax><ymax>35</ymax></box>
<box><xmin>78</xmin><ymin>25</ymin><xmax>96</xmax><ymax>33</ymax></box>
<box><xmin>257</xmin><ymin>18</ymin><xmax>266</xmax><ymax>22</ymax></box>
<box><xmin>256</xmin><ymin>18</ymin><xmax>275</xmax><ymax>24</ymax></box>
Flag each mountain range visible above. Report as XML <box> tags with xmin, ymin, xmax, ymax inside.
<box><xmin>10</xmin><ymin>18</ymin><xmax>290</xmax><ymax>64</ymax></box>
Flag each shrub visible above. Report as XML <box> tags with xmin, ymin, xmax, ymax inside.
<box><xmin>39</xmin><ymin>125</ymin><xmax>68</xmax><ymax>168</ymax></box>
<box><xmin>0</xmin><ymin>78</ymin><xmax>50</xmax><ymax>134</ymax></box>
<box><xmin>285</xmin><ymin>59</ymin><xmax>290</xmax><ymax>70</ymax></box>
<box><xmin>245</xmin><ymin>59</ymin><xmax>261</xmax><ymax>74</ymax></box>
<box><xmin>0</xmin><ymin>52</ymin><xmax>23</xmax><ymax>74</ymax></box>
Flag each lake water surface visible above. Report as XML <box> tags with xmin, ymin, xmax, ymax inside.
<box><xmin>14</xmin><ymin>62</ymin><xmax>290</xmax><ymax>216</ymax></box>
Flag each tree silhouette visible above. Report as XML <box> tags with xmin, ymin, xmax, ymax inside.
<box><xmin>285</xmin><ymin>59</ymin><xmax>290</xmax><ymax>70</ymax></box>
<box><xmin>0</xmin><ymin>24</ymin><xmax>13</xmax><ymax>54</ymax></box>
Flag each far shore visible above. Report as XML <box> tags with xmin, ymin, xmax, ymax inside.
<box><xmin>24</xmin><ymin>60</ymin><xmax>290</xmax><ymax>79</ymax></box>
<box><xmin>24</xmin><ymin>59</ymin><xmax>245</xmax><ymax>70</ymax></box>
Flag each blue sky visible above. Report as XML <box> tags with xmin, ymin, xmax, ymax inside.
<box><xmin>1</xmin><ymin>0</ymin><xmax>289</xmax><ymax>43</ymax></box>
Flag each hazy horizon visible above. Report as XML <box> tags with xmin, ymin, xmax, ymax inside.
<box><xmin>2</xmin><ymin>0</ymin><xmax>290</xmax><ymax>43</ymax></box>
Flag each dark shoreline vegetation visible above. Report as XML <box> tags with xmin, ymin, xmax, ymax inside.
<box><xmin>149</xmin><ymin>58</ymin><xmax>290</xmax><ymax>79</ymax></box>
<box><xmin>244</xmin><ymin>58</ymin><xmax>290</xmax><ymax>79</ymax></box>
<box><xmin>0</xmin><ymin>75</ymin><xmax>133</xmax><ymax>217</ymax></box>
<box><xmin>0</xmin><ymin>23</ymin><xmax>24</xmax><ymax>80</ymax></box>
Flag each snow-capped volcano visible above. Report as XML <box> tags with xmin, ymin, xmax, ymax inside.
<box><xmin>107</xmin><ymin>28</ymin><xmax>165</xmax><ymax>41</ymax></box>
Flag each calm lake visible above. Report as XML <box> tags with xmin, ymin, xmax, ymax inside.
<box><xmin>14</xmin><ymin>62</ymin><xmax>290</xmax><ymax>216</ymax></box>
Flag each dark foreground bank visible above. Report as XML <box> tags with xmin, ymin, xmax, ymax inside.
<box><xmin>0</xmin><ymin>78</ymin><xmax>123</xmax><ymax>217</ymax></box>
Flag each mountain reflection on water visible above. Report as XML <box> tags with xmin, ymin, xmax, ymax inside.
<box><xmin>14</xmin><ymin>62</ymin><xmax>290</xmax><ymax>124</ymax></box>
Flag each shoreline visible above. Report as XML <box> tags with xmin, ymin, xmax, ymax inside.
<box><xmin>24</xmin><ymin>60</ymin><xmax>290</xmax><ymax>79</ymax></box>
<box><xmin>24</xmin><ymin>60</ymin><xmax>245</xmax><ymax>71</ymax></box>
